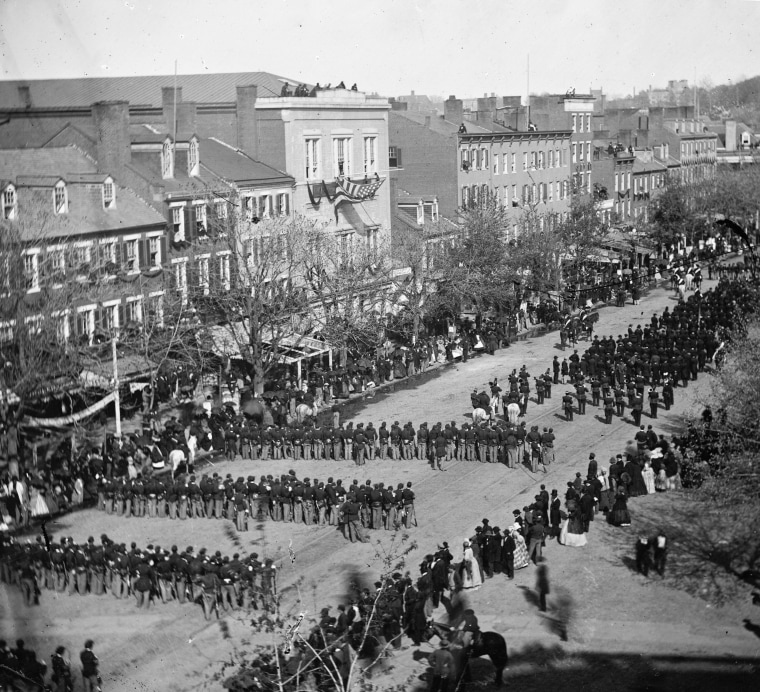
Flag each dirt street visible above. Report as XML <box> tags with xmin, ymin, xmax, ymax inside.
<box><xmin>4</xmin><ymin>278</ymin><xmax>760</xmax><ymax>691</ymax></box>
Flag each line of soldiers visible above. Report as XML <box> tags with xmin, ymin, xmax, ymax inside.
<box><xmin>0</xmin><ymin>532</ymin><xmax>278</xmax><ymax>620</ymax></box>
<box><xmin>93</xmin><ymin>471</ymin><xmax>417</xmax><ymax>533</ymax></box>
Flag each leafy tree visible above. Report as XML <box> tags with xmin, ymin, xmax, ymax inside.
<box><xmin>648</xmin><ymin>176</ymin><xmax>702</xmax><ymax>250</ymax></box>
<box><xmin>429</xmin><ymin>193</ymin><xmax>517</xmax><ymax>323</ymax></box>
<box><xmin>556</xmin><ymin>194</ymin><xmax>610</xmax><ymax>287</ymax></box>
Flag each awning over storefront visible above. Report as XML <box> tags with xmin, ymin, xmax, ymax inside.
<box><xmin>206</xmin><ymin>324</ymin><xmax>332</xmax><ymax>365</ymax></box>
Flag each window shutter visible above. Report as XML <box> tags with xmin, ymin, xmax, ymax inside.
<box><xmin>184</xmin><ymin>207</ymin><xmax>195</xmax><ymax>242</ymax></box>
<box><xmin>117</xmin><ymin>303</ymin><xmax>125</xmax><ymax>334</ymax></box>
<box><xmin>138</xmin><ymin>239</ymin><xmax>147</xmax><ymax>270</ymax></box>
<box><xmin>159</xmin><ymin>235</ymin><xmax>168</xmax><ymax>268</ymax></box>
<box><xmin>396</xmin><ymin>148</ymin><xmax>402</xmax><ymax>167</ymax></box>
<box><xmin>115</xmin><ymin>242</ymin><xmax>124</xmax><ymax>270</ymax></box>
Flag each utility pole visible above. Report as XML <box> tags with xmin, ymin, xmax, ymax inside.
<box><xmin>526</xmin><ymin>54</ymin><xmax>531</xmax><ymax>131</ymax></box>
<box><xmin>112</xmin><ymin>337</ymin><xmax>121</xmax><ymax>438</ymax></box>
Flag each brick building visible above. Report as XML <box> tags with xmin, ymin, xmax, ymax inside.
<box><xmin>458</xmin><ymin>130</ymin><xmax>573</xmax><ymax>236</ymax></box>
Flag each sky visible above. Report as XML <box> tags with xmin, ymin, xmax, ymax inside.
<box><xmin>1</xmin><ymin>0</ymin><xmax>758</xmax><ymax>99</ymax></box>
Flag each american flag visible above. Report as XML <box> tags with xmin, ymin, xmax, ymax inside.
<box><xmin>334</xmin><ymin>174</ymin><xmax>384</xmax><ymax>204</ymax></box>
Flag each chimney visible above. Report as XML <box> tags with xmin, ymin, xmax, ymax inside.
<box><xmin>176</xmin><ymin>103</ymin><xmax>197</xmax><ymax>136</ymax></box>
<box><xmin>162</xmin><ymin>86</ymin><xmax>183</xmax><ymax>131</ymax></box>
<box><xmin>236</xmin><ymin>85</ymin><xmax>258</xmax><ymax>158</ymax></box>
<box><xmin>444</xmin><ymin>95</ymin><xmax>463</xmax><ymax>126</ymax></box>
<box><xmin>92</xmin><ymin>101</ymin><xmax>131</xmax><ymax>174</ymax></box>
<box><xmin>17</xmin><ymin>85</ymin><xmax>31</xmax><ymax>108</ymax></box>
<box><xmin>725</xmin><ymin>120</ymin><xmax>737</xmax><ymax>152</ymax></box>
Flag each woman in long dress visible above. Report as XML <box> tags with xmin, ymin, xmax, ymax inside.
<box><xmin>609</xmin><ymin>490</ymin><xmax>631</xmax><ymax>527</ymax></box>
<box><xmin>30</xmin><ymin>484</ymin><xmax>50</xmax><ymax>518</ymax></box>
<box><xmin>625</xmin><ymin>458</ymin><xmax>648</xmax><ymax>497</ymax></box>
<box><xmin>460</xmin><ymin>541</ymin><xmax>483</xmax><ymax>590</ymax></box>
<box><xmin>559</xmin><ymin>509</ymin><xmax>588</xmax><ymax>547</ymax></box>
<box><xmin>642</xmin><ymin>461</ymin><xmax>656</xmax><ymax>494</ymax></box>
<box><xmin>511</xmin><ymin>526</ymin><xmax>530</xmax><ymax>569</ymax></box>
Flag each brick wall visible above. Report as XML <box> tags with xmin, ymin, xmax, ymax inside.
<box><xmin>389</xmin><ymin>113</ymin><xmax>458</xmax><ymax>219</ymax></box>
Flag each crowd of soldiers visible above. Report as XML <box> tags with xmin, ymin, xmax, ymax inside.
<box><xmin>0</xmin><ymin>531</ymin><xmax>279</xmax><ymax>621</ymax></box>
<box><xmin>92</xmin><ymin>470</ymin><xmax>417</xmax><ymax>536</ymax></box>
<box><xmin>550</xmin><ymin>276</ymin><xmax>758</xmax><ymax>423</ymax></box>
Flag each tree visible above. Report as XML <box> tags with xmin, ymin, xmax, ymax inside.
<box><xmin>648</xmin><ymin>176</ymin><xmax>704</xmax><ymax>250</ymax></box>
<box><xmin>300</xmin><ymin>224</ymin><xmax>392</xmax><ymax>363</ymax></box>
<box><xmin>556</xmin><ymin>194</ymin><xmax>610</xmax><ymax>287</ymax></box>
<box><xmin>429</xmin><ymin>193</ymin><xmax>517</xmax><ymax>324</ymax></box>
<box><xmin>188</xmin><ymin>199</ymin><xmax>312</xmax><ymax>393</ymax></box>
<box><xmin>0</xmin><ymin>195</ymin><xmax>94</xmax><ymax>422</ymax></box>
<box><xmin>387</xmin><ymin>220</ymin><xmax>451</xmax><ymax>343</ymax></box>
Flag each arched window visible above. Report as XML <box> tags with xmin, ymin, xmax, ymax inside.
<box><xmin>2</xmin><ymin>184</ymin><xmax>17</xmax><ymax>220</ymax></box>
<box><xmin>54</xmin><ymin>181</ymin><xmax>68</xmax><ymax>214</ymax></box>
<box><xmin>188</xmin><ymin>137</ymin><xmax>200</xmax><ymax>177</ymax></box>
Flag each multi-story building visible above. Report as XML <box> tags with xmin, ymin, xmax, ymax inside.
<box><xmin>529</xmin><ymin>93</ymin><xmax>596</xmax><ymax>195</ymax></box>
<box><xmin>458</xmin><ymin>129</ymin><xmax>573</xmax><ymax>237</ymax></box>
<box><xmin>0</xmin><ymin>146</ymin><xmax>166</xmax><ymax>344</ymax></box>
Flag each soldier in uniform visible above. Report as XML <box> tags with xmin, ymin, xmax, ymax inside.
<box><xmin>378</xmin><ymin>422</ymin><xmax>389</xmax><ymax>459</ymax></box>
<box><xmin>401</xmin><ymin>482</ymin><xmax>416</xmax><ymax>529</ymax></box>
<box><xmin>562</xmin><ymin>391</ymin><xmax>575</xmax><ymax>421</ymax></box>
<box><xmin>648</xmin><ymin>387</ymin><xmax>660</xmax><ymax>418</ymax></box>
<box><xmin>603</xmin><ymin>389</ymin><xmax>615</xmax><ymax>424</ymax></box>
<box><xmin>575</xmin><ymin>381</ymin><xmax>587</xmax><ymax>415</ymax></box>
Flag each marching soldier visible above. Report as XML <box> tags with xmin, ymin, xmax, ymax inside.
<box><xmin>562</xmin><ymin>391</ymin><xmax>575</xmax><ymax>421</ymax></box>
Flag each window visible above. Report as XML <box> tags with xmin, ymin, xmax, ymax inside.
<box><xmin>512</xmin><ymin>184</ymin><xmax>517</xmax><ymax>205</ymax></box>
<box><xmin>626</xmin><ymin>172</ymin><xmax>631</xmax><ymax>189</ymax></box>
<box><xmin>481</xmin><ymin>149</ymin><xmax>489</xmax><ymax>170</ymax></box>
<box><xmin>462</xmin><ymin>186</ymin><xmax>469</xmax><ymax>207</ymax></box>
<box><xmin>548</xmin><ymin>150</ymin><xmax>554</xmax><ymax>168</ymax></box>
<box><xmin>431</xmin><ymin>200</ymin><xmax>439</xmax><ymax>222</ymax></box>
<box><xmin>493</xmin><ymin>155</ymin><xmax>499</xmax><ymax>175</ymax></box>
<box><xmin>54</xmin><ymin>181</ymin><xmax>67</xmax><ymax>214</ymax></box>
<box><xmin>511</xmin><ymin>153</ymin><xmax>516</xmax><ymax>173</ymax></box>
<box><xmin>148</xmin><ymin>236</ymin><xmax>162</xmax><ymax>268</ymax></box>
<box><xmin>148</xmin><ymin>292</ymin><xmax>164</xmax><ymax>327</ymax></box>
<box><xmin>72</xmin><ymin>243</ymin><xmax>91</xmax><ymax>273</ymax></box>
<box><xmin>614</xmin><ymin>172</ymin><xmax>619</xmax><ymax>192</ymax></box>
<box><xmin>504</xmin><ymin>185</ymin><xmax>510</xmax><ymax>206</ymax></box>
<box><xmin>172</xmin><ymin>206</ymin><xmax>185</xmax><ymax>242</ymax></box>
<box><xmin>126</xmin><ymin>297</ymin><xmax>142</xmax><ymax>324</ymax></box>
<box><xmin>556</xmin><ymin>181</ymin><xmax>560</xmax><ymax>200</ymax></box>
<box><xmin>305</xmin><ymin>138</ymin><xmax>321</xmax><ymax>180</ymax></box>
<box><xmin>257</xmin><ymin>195</ymin><xmax>271</xmax><ymax>219</ymax></box>
<box><xmin>523</xmin><ymin>152</ymin><xmax>528</xmax><ymax>171</ymax></box>
<box><xmin>548</xmin><ymin>182</ymin><xmax>553</xmax><ymax>202</ymax></box>
<box><xmin>522</xmin><ymin>184</ymin><xmax>529</xmax><ymax>204</ymax></box>
<box><xmin>172</xmin><ymin>259</ymin><xmax>188</xmax><ymax>304</ymax></box>
<box><xmin>125</xmin><ymin>239</ymin><xmax>139</xmax><ymax>272</ymax></box>
<box><xmin>531</xmin><ymin>183</ymin><xmax>537</xmax><ymax>203</ymax></box>
<box><xmin>3</xmin><ymin>185</ymin><xmax>17</xmax><ymax>220</ymax></box>
<box><xmin>47</xmin><ymin>246</ymin><xmax>66</xmax><ymax>282</ymax></box>
<box><xmin>530</xmin><ymin>151</ymin><xmax>537</xmax><ymax>169</ymax></box>
<box><xmin>195</xmin><ymin>204</ymin><xmax>207</xmax><ymax>235</ymax></box>
<box><xmin>76</xmin><ymin>306</ymin><xmax>96</xmax><ymax>343</ymax></box>
<box><xmin>388</xmin><ymin>145</ymin><xmax>401</xmax><ymax>168</ymax></box>
<box><xmin>333</xmin><ymin>137</ymin><xmax>352</xmax><ymax>177</ymax></box>
<box><xmin>197</xmin><ymin>256</ymin><xmax>210</xmax><ymax>295</ymax></box>
<box><xmin>363</xmin><ymin>136</ymin><xmax>377</xmax><ymax>176</ymax></box>
<box><xmin>53</xmin><ymin>311</ymin><xmax>69</xmax><ymax>342</ymax></box>
<box><xmin>102</xmin><ymin>302</ymin><xmax>120</xmax><ymax>335</ymax></box>
<box><xmin>219</xmin><ymin>253</ymin><xmax>231</xmax><ymax>291</ymax></box>
<box><xmin>572</xmin><ymin>114</ymin><xmax>577</xmax><ymax>133</ymax></box>
<box><xmin>276</xmin><ymin>193</ymin><xmax>290</xmax><ymax>217</ymax></box>
<box><xmin>162</xmin><ymin>139</ymin><xmax>174</xmax><ymax>179</ymax></box>
<box><xmin>23</xmin><ymin>251</ymin><xmax>40</xmax><ymax>292</ymax></box>
<box><xmin>538</xmin><ymin>151</ymin><xmax>545</xmax><ymax>169</ymax></box>
<box><xmin>103</xmin><ymin>178</ymin><xmax>115</xmax><ymax>209</ymax></box>
<box><xmin>586</xmin><ymin>142</ymin><xmax>591</xmax><ymax>161</ymax></box>
<box><xmin>585</xmin><ymin>114</ymin><xmax>591</xmax><ymax>133</ymax></box>
<box><xmin>99</xmin><ymin>240</ymin><xmax>116</xmax><ymax>268</ymax></box>
<box><xmin>188</xmin><ymin>138</ymin><xmax>199</xmax><ymax>177</ymax></box>
<box><xmin>579</xmin><ymin>142</ymin><xmax>584</xmax><ymax>161</ymax></box>
<box><xmin>215</xmin><ymin>200</ymin><xmax>228</xmax><ymax>220</ymax></box>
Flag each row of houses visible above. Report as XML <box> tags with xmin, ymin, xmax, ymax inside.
<box><xmin>0</xmin><ymin>74</ymin><xmax>393</xmax><ymax>351</ymax></box>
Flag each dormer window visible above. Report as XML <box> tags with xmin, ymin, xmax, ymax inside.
<box><xmin>188</xmin><ymin>137</ymin><xmax>200</xmax><ymax>177</ymax></box>
<box><xmin>54</xmin><ymin>181</ymin><xmax>68</xmax><ymax>214</ymax></box>
<box><xmin>103</xmin><ymin>177</ymin><xmax>116</xmax><ymax>209</ymax></box>
<box><xmin>162</xmin><ymin>138</ymin><xmax>175</xmax><ymax>179</ymax></box>
<box><xmin>2</xmin><ymin>184</ymin><xmax>17</xmax><ymax>220</ymax></box>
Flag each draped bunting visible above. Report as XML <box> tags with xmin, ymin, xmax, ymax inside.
<box><xmin>308</xmin><ymin>175</ymin><xmax>385</xmax><ymax>221</ymax></box>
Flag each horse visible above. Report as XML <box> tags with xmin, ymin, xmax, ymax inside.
<box><xmin>471</xmin><ymin>407</ymin><xmax>490</xmax><ymax>426</ymax></box>
<box><xmin>295</xmin><ymin>402</ymin><xmax>319</xmax><ymax>424</ymax></box>
<box><xmin>426</xmin><ymin>621</ymin><xmax>508</xmax><ymax>686</ymax></box>
<box><xmin>506</xmin><ymin>402</ymin><xmax>520</xmax><ymax>425</ymax></box>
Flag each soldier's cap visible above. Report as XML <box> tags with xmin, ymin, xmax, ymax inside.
<box><xmin>406</xmin><ymin>481</ymin><xmax>412</xmax><ymax>487</ymax></box>
<box><xmin>394</xmin><ymin>421</ymin><xmax>399</xmax><ymax>425</ymax></box>
<box><xmin>512</xmin><ymin>510</ymin><xmax>521</xmax><ymax>516</ymax></box>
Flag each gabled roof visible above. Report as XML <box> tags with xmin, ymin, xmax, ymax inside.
<box><xmin>0</xmin><ymin>146</ymin><xmax>97</xmax><ymax>177</ymax></box>
<box><xmin>0</xmin><ymin>146</ymin><xmax>165</xmax><ymax>239</ymax></box>
<box><xmin>0</xmin><ymin>72</ymin><xmax>303</xmax><ymax>109</ymax></box>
